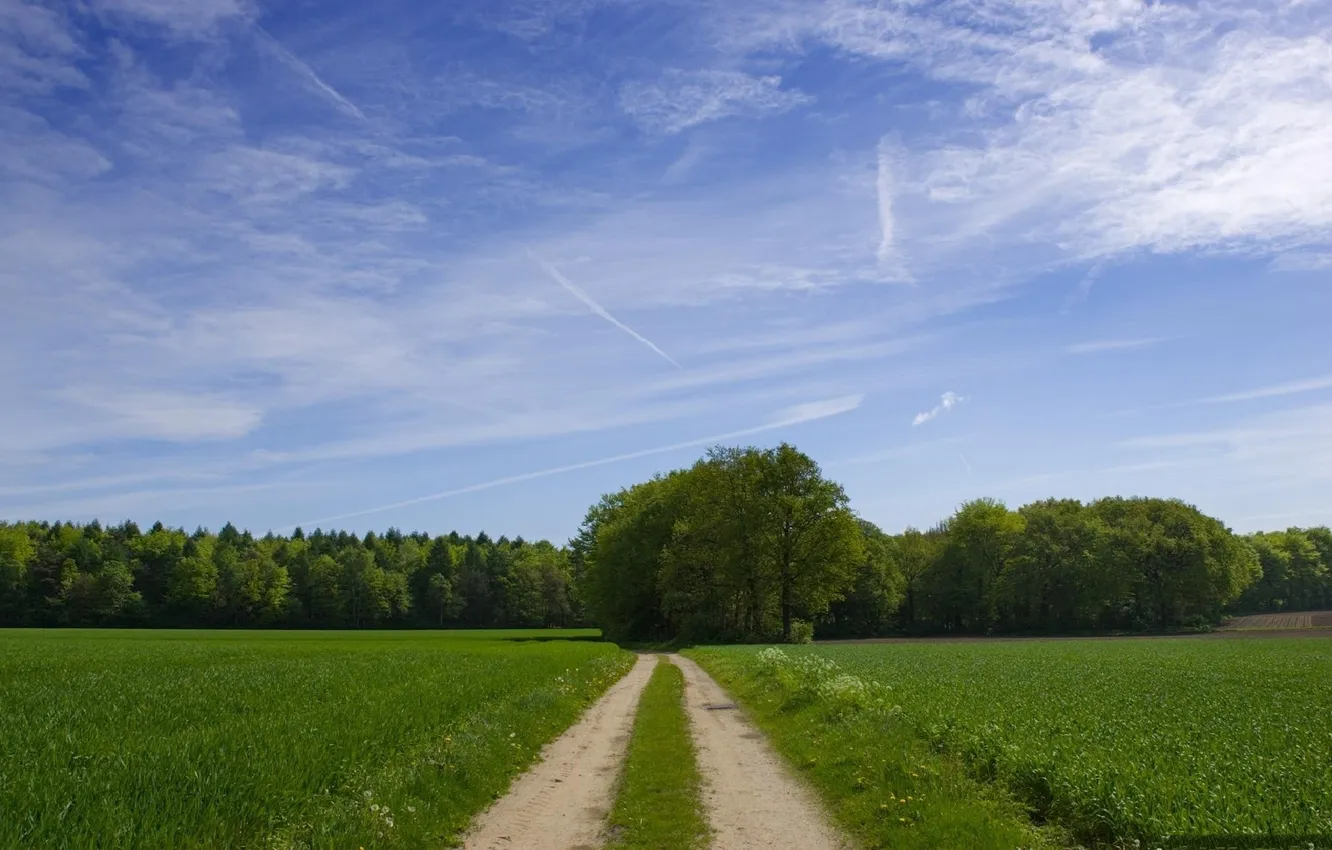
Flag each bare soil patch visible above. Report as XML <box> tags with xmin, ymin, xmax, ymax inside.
<box><xmin>1223</xmin><ymin>611</ymin><xmax>1332</xmax><ymax>631</ymax></box>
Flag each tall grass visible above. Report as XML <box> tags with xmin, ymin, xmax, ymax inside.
<box><xmin>0</xmin><ymin>629</ymin><xmax>630</xmax><ymax>849</ymax></box>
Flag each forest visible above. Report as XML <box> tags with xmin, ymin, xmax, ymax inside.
<box><xmin>0</xmin><ymin>522</ymin><xmax>578</xmax><ymax>630</ymax></box>
<box><xmin>2</xmin><ymin>443</ymin><xmax>1329</xmax><ymax>637</ymax></box>
<box><xmin>573</xmin><ymin>444</ymin><xmax>1328</xmax><ymax>641</ymax></box>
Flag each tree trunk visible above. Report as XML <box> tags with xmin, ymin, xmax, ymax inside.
<box><xmin>781</xmin><ymin>580</ymin><xmax>792</xmax><ymax>642</ymax></box>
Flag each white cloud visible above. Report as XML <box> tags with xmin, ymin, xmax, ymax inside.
<box><xmin>618</xmin><ymin>69</ymin><xmax>811</xmax><ymax>134</ymax></box>
<box><xmin>1</xmin><ymin>106</ymin><xmax>111</xmax><ymax>183</ymax></box>
<box><xmin>912</xmin><ymin>391</ymin><xmax>965</xmax><ymax>426</ymax></box>
<box><xmin>61</xmin><ymin>389</ymin><xmax>262</xmax><ymax>441</ymax></box>
<box><xmin>1271</xmin><ymin>251</ymin><xmax>1332</xmax><ymax>271</ymax></box>
<box><xmin>1196</xmin><ymin>375</ymin><xmax>1332</xmax><ymax>405</ymax></box>
<box><xmin>91</xmin><ymin>0</ymin><xmax>251</xmax><ymax>37</ymax></box>
<box><xmin>199</xmin><ymin>147</ymin><xmax>355</xmax><ymax>204</ymax></box>
<box><xmin>0</xmin><ymin>2</ymin><xmax>88</xmax><ymax>93</ymax></box>
<box><xmin>715</xmin><ymin>0</ymin><xmax>1332</xmax><ymax>269</ymax></box>
<box><xmin>875</xmin><ymin>140</ymin><xmax>899</xmax><ymax>270</ymax></box>
<box><xmin>24</xmin><ymin>0</ymin><xmax>1331</xmax><ymax>532</ymax></box>
<box><xmin>1120</xmin><ymin>403</ymin><xmax>1332</xmax><ymax>486</ymax></box>
<box><xmin>773</xmin><ymin>394</ymin><xmax>864</xmax><ymax>425</ymax></box>
<box><xmin>1066</xmin><ymin>337</ymin><xmax>1165</xmax><ymax>355</ymax></box>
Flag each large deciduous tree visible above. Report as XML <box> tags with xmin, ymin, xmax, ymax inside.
<box><xmin>579</xmin><ymin>443</ymin><xmax>863</xmax><ymax>643</ymax></box>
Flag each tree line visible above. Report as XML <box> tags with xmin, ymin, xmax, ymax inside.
<box><xmin>0</xmin><ymin>521</ymin><xmax>581</xmax><ymax>629</ymax></box>
<box><xmin>4</xmin><ymin>442</ymin><xmax>1329</xmax><ymax>637</ymax></box>
<box><xmin>575</xmin><ymin>444</ymin><xmax>1330</xmax><ymax>642</ymax></box>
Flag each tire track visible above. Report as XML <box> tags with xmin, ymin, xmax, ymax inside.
<box><xmin>670</xmin><ymin>654</ymin><xmax>853</xmax><ymax>850</ymax></box>
<box><xmin>462</xmin><ymin>654</ymin><xmax>657</xmax><ymax>850</ymax></box>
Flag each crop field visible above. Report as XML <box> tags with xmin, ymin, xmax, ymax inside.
<box><xmin>692</xmin><ymin>637</ymin><xmax>1332</xmax><ymax>846</ymax></box>
<box><xmin>0</xmin><ymin>629</ymin><xmax>630</xmax><ymax>850</ymax></box>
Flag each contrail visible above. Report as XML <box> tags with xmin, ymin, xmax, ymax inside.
<box><xmin>958</xmin><ymin>452</ymin><xmax>973</xmax><ymax>474</ymax></box>
<box><xmin>536</xmin><ymin>258</ymin><xmax>682</xmax><ymax>369</ymax></box>
<box><xmin>253</xmin><ymin>27</ymin><xmax>366</xmax><ymax>121</ymax></box>
<box><xmin>873</xmin><ymin>140</ymin><xmax>914</xmax><ymax>283</ymax></box>
<box><xmin>876</xmin><ymin>142</ymin><xmax>896</xmax><ymax>266</ymax></box>
<box><xmin>283</xmin><ymin>394</ymin><xmax>863</xmax><ymax>529</ymax></box>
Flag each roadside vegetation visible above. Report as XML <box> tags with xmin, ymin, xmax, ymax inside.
<box><xmin>689</xmin><ymin>646</ymin><xmax>1057</xmax><ymax>850</ymax></box>
<box><xmin>0</xmin><ymin>629</ymin><xmax>631</xmax><ymax>849</ymax></box>
<box><xmin>691</xmin><ymin>639</ymin><xmax>1332</xmax><ymax>847</ymax></box>
<box><xmin>606</xmin><ymin>658</ymin><xmax>708</xmax><ymax>850</ymax></box>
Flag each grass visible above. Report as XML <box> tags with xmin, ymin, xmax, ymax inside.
<box><xmin>689</xmin><ymin>647</ymin><xmax>1057</xmax><ymax>850</ymax></box>
<box><xmin>0</xmin><ymin>628</ymin><xmax>630</xmax><ymax>849</ymax></box>
<box><xmin>606</xmin><ymin>657</ymin><xmax>708</xmax><ymax>850</ymax></box>
<box><xmin>690</xmin><ymin>638</ymin><xmax>1332</xmax><ymax>847</ymax></box>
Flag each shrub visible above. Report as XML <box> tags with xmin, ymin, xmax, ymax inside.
<box><xmin>787</xmin><ymin>619</ymin><xmax>815</xmax><ymax>644</ymax></box>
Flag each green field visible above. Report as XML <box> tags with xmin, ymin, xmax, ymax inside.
<box><xmin>0</xmin><ymin>629</ymin><xmax>628</xmax><ymax>850</ymax></box>
<box><xmin>691</xmin><ymin>637</ymin><xmax>1332</xmax><ymax>846</ymax></box>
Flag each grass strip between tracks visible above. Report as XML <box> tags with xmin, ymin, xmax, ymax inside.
<box><xmin>606</xmin><ymin>656</ymin><xmax>709</xmax><ymax>850</ymax></box>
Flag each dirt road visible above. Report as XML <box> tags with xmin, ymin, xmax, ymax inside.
<box><xmin>670</xmin><ymin>655</ymin><xmax>853</xmax><ymax>850</ymax></box>
<box><xmin>461</xmin><ymin>654</ymin><xmax>657</xmax><ymax>850</ymax></box>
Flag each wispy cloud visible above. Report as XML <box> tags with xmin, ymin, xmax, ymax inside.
<box><xmin>58</xmin><ymin>388</ymin><xmax>262</xmax><ymax>442</ymax></box>
<box><xmin>875</xmin><ymin>141</ymin><xmax>896</xmax><ymax>267</ymax></box>
<box><xmin>536</xmin><ymin>258</ymin><xmax>683</xmax><ymax>369</ymax></box>
<box><xmin>1271</xmin><ymin>251</ymin><xmax>1332</xmax><ymax>272</ymax></box>
<box><xmin>6</xmin><ymin>0</ymin><xmax>1332</xmax><ymax>536</ymax></box>
<box><xmin>286</xmin><ymin>394</ymin><xmax>863</xmax><ymax>528</ymax></box>
<box><xmin>1066</xmin><ymin>338</ymin><xmax>1165</xmax><ymax>355</ymax></box>
<box><xmin>1196</xmin><ymin>375</ymin><xmax>1332</xmax><ymax>405</ymax></box>
<box><xmin>618</xmin><ymin>69</ymin><xmax>810</xmax><ymax>134</ymax></box>
<box><xmin>92</xmin><ymin>0</ymin><xmax>252</xmax><ymax>37</ymax></box>
<box><xmin>716</xmin><ymin>0</ymin><xmax>1332</xmax><ymax>270</ymax></box>
<box><xmin>912</xmin><ymin>391</ymin><xmax>965</xmax><ymax>427</ymax></box>
<box><xmin>1118</xmin><ymin>404</ymin><xmax>1332</xmax><ymax>492</ymax></box>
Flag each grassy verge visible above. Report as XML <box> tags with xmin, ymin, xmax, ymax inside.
<box><xmin>688</xmin><ymin>647</ymin><xmax>1063</xmax><ymax>850</ymax></box>
<box><xmin>606</xmin><ymin>657</ymin><xmax>709</xmax><ymax>850</ymax></box>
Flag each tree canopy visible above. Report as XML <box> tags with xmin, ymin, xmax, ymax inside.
<box><xmin>577</xmin><ymin>444</ymin><xmax>864</xmax><ymax>643</ymax></box>
<box><xmin>573</xmin><ymin>445</ymin><xmax>1308</xmax><ymax>641</ymax></box>
<box><xmin>3</xmin><ymin>441</ymin><xmax>1325</xmax><ymax>638</ymax></box>
<box><xmin>0</xmin><ymin>521</ymin><xmax>580</xmax><ymax>630</ymax></box>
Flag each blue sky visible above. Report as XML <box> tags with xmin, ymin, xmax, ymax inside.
<box><xmin>3</xmin><ymin>0</ymin><xmax>1331</xmax><ymax>542</ymax></box>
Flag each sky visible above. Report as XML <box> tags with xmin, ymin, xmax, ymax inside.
<box><xmin>3</xmin><ymin>0</ymin><xmax>1332</xmax><ymax>542</ymax></box>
